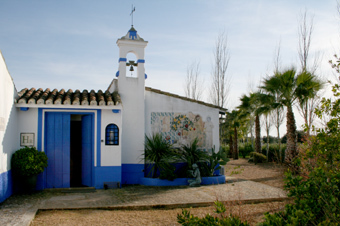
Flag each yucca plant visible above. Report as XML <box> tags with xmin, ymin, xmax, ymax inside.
<box><xmin>142</xmin><ymin>133</ymin><xmax>175</xmax><ymax>178</ymax></box>
<box><xmin>175</xmin><ymin>138</ymin><xmax>209</xmax><ymax>176</ymax></box>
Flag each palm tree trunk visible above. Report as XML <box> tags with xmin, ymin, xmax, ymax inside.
<box><xmin>285</xmin><ymin>105</ymin><xmax>298</xmax><ymax>173</ymax></box>
<box><xmin>255</xmin><ymin>114</ymin><xmax>261</xmax><ymax>153</ymax></box>
<box><xmin>229</xmin><ymin>134</ymin><xmax>233</xmax><ymax>158</ymax></box>
<box><xmin>276</xmin><ymin>109</ymin><xmax>282</xmax><ymax>163</ymax></box>
<box><xmin>233</xmin><ymin>127</ymin><xmax>238</xmax><ymax>159</ymax></box>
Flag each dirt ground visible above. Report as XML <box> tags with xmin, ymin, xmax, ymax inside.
<box><xmin>31</xmin><ymin>159</ymin><xmax>288</xmax><ymax>226</ymax></box>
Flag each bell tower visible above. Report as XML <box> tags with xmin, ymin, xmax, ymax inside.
<box><xmin>115</xmin><ymin>26</ymin><xmax>148</xmax><ymax>168</ymax></box>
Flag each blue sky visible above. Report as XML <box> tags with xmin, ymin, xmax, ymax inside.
<box><xmin>1</xmin><ymin>0</ymin><xmax>339</xmax><ymax>116</ymax></box>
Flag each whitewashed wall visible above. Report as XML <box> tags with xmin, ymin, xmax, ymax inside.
<box><xmin>116</xmin><ymin>38</ymin><xmax>147</xmax><ymax>164</ymax></box>
<box><xmin>0</xmin><ymin>52</ymin><xmax>18</xmax><ymax>174</ymax></box>
<box><xmin>145</xmin><ymin>90</ymin><xmax>221</xmax><ymax>152</ymax></box>
<box><xmin>100</xmin><ymin>109</ymin><xmax>122</xmax><ymax>166</ymax></box>
<box><xmin>17</xmin><ymin>109</ymin><xmax>39</xmax><ymax>148</ymax></box>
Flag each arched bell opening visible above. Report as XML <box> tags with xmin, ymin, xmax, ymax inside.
<box><xmin>126</xmin><ymin>52</ymin><xmax>138</xmax><ymax>78</ymax></box>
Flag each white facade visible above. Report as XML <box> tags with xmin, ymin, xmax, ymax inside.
<box><xmin>0</xmin><ymin>51</ymin><xmax>19</xmax><ymax>202</ymax></box>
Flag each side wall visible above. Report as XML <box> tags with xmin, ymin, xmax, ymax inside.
<box><xmin>145</xmin><ymin>91</ymin><xmax>220</xmax><ymax>151</ymax></box>
<box><xmin>0</xmin><ymin>52</ymin><xmax>18</xmax><ymax>203</ymax></box>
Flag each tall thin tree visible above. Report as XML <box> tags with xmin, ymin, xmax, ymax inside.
<box><xmin>297</xmin><ymin>9</ymin><xmax>323</xmax><ymax>136</ymax></box>
<box><xmin>210</xmin><ymin>31</ymin><xmax>231</xmax><ymax>108</ymax></box>
<box><xmin>272</xmin><ymin>40</ymin><xmax>285</xmax><ymax>161</ymax></box>
<box><xmin>184</xmin><ymin>60</ymin><xmax>204</xmax><ymax>100</ymax></box>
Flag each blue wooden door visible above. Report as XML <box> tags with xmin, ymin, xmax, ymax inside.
<box><xmin>81</xmin><ymin>115</ymin><xmax>93</xmax><ymax>187</ymax></box>
<box><xmin>45</xmin><ymin>112</ymin><xmax>70</xmax><ymax>188</ymax></box>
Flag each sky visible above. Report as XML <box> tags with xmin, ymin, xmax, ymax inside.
<box><xmin>1</xmin><ymin>0</ymin><xmax>339</xmax><ymax>133</ymax></box>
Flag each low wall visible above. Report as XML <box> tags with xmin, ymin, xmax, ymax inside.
<box><xmin>139</xmin><ymin>175</ymin><xmax>225</xmax><ymax>186</ymax></box>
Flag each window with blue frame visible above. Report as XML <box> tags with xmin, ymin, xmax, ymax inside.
<box><xmin>105</xmin><ymin>124</ymin><xmax>119</xmax><ymax>145</ymax></box>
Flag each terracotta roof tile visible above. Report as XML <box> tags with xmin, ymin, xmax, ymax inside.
<box><xmin>16</xmin><ymin>88</ymin><xmax>121</xmax><ymax>106</ymax></box>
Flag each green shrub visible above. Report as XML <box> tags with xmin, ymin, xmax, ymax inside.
<box><xmin>248</xmin><ymin>152</ymin><xmax>266</xmax><ymax>164</ymax></box>
<box><xmin>159</xmin><ymin>163</ymin><xmax>177</xmax><ymax>181</ymax></box>
<box><xmin>261</xmin><ymin>144</ymin><xmax>286</xmax><ymax>163</ymax></box>
<box><xmin>201</xmin><ymin>146</ymin><xmax>229</xmax><ymax>177</ymax></box>
<box><xmin>239</xmin><ymin>143</ymin><xmax>253</xmax><ymax>158</ymax></box>
<box><xmin>221</xmin><ymin>145</ymin><xmax>232</xmax><ymax>158</ymax></box>
<box><xmin>177</xmin><ymin>201</ymin><xmax>250</xmax><ymax>226</ymax></box>
<box><xmin>11</xmin><ymin>146</ymin><xmax>48</xmax><ymax>177</ymax></box>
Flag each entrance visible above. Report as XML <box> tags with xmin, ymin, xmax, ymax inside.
<box><xmin>45</xmin><ymin>112</ymin><xmax>93</xmax><ymax>188</ymax></box>
<box><xmin>70</xmin><ymin>116</ymin><xmax>82</xmax><ymax>187</ymax></box>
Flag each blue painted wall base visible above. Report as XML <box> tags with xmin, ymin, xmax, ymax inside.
<box><xmin>95</xmin><ymin>166</ymin><xmax>122</xmax><ymax>189</ymax></box>
<box><xmin>122</xmin><ymin>164</ymin><xmax>144</xmax><ymax>185</ymax></box>
<box><xmin>140</xmin><ymin>175</ymin><xmax>226</xmax><ymax>186</ymax></box>
<box><xmin>0</xmin><ymin>170</ymin><xmax>12</xmax><ymax>203</ymax></box>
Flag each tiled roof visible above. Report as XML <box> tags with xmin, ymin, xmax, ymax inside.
<box><xmin>16</xmin><ymin>88</ymin><xmax>121</xmax><ymax>106</ymax></box>
<box><xmin>145</xmin><ymin>87</ymin><xmax>227</xmax><ymax>112</ymax></box>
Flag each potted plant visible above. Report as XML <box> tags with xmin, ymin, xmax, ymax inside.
<box><xmin>11</xmin><ymin>146</ymin><xmax>48</xmax><ymax>192</ymax></box>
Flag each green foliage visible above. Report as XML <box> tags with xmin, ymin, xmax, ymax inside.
<box><xmin>260</xmin><ymin>55</ymin><xmax>340</xmax><ymax>225</ymax></box>
<box><xmin>177</xmin><ymin>201</ymin><xmax>250</xmax><ymax>226</ymax></box>
<box><xmin>143</xmin><ymin>133</ymin><xmax>175</xmax><ymax>179</ymax></box>
<box><xmin>175</xmin><ymin>138</ymin><xmax>209</xmax><ymax>172</ymax></box>
<box><xmin>203</xmin><ymin>146</ymin><xmax>229</xmax><ymax>177</ymax></box>
<box><xmin>238</xmin><ymin>143</ymin><xmax>253</xmax><ymax>158</ymax></box>
<box><xmin>229</xmin><ymin>166</ymin><xmax>244</xmax><ymax>176</ymax></box>
<box><xmin>159</xmin><ymin>163</ymin><xmax>177</xmax><ymax>181</ymax></box>
<box><xmin>281</xmin><ymin>130</ymin><xmax>306</xmax><ymax>143</ymax></box>
<box><xmin>11</xmin><ymin>146</ymin><xmax>48</xmax><ymax>177</ymax></box>
<box><xmin>262</xmin><ymin>136</ymin><xmax>279</xmax><ymax>143</ymax></box>
<box><xmin>222</xmin><ymin>145</ymin><xmax>232</xmax><ymax>158</ymax></box>
<box><xmin>248</xmin><ymin>152</ymin><xmax>266</xmax><ymax>164</ymax></box>
<box><xmin>261</xmin><ymin>144</ymin><xmax>286</xmax><ymax>163</ymax></box>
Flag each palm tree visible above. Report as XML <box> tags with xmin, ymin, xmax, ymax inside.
<box><xmin>224</xmin><ymin>112</ymin><xmax>234</xmax><ymax>158</ymax></box>
<box><xmin>261</xmin><ymin>71</ymin><xmax>285</xmax><ymax>162</ymax></box>
<box><xmin>238</xmin><ymin>91</ymin><xmax>270</xmax><ymax>154</ymax></box>
<box><xmin>261</xmin><ymin>68</ymin><xmax>322</xmax><ymax>171</ymax></box>
<box><xmin>225</xmin><ymin>110</ymin><xmax>241</xmax><ymax>159</ymax></box>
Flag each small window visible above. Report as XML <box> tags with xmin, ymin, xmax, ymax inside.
<box><xmin>106</xmin><ymin>124</ymin><xmax>119</xmax><ymax>145</ymax></box>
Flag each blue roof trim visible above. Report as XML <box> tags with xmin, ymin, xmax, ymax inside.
<box><xmin>137</xmin><ymin>59</ymin><xmax>145</xmax><ymax>63</ymax></box>
<box><xmin>116</xmin><ymin>71</ymin><xmax>119</xmax><ymax>77</ymax></box>
<box><xmin>20</xmin><ymin>107</ymin><xmax>29</xmax><ymax>111</ymax></box>
<box><xmin>129</xmin><ymin>30</ymin><xmax>137</xmax><ymax>40</ymax></box>
<box><xmin>145</xmin><ymin>74</ymin><xmax>147</xmax><ymax>79</ymax></box>
<box><xmin>118</xmin><ymin>58</ymin><xmax>127</xmax><ymax>62</ymax></box>
<box><xmin>112</xmin><ymin>109</ymin><xmax>121</xmax><ymax>113</ymax></box>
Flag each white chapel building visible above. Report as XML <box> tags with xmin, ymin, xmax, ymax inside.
<box><xmin>0</xmin><ymin>26</ymin><xmax>226</xmax><ymax>202</ymax></box>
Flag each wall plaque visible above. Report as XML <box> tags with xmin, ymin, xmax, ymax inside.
<box><xmin>20</xmin><ymin>133</ymin><xmax>34</xmax><ymax>147</ymax></box>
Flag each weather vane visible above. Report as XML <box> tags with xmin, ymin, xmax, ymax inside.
<box><xmin>130</xmin><ymin>5</ymin><xmax>136</xmax><ymax>27</ymax></box>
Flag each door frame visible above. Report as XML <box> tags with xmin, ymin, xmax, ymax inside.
<box><xmin>38</xmin><ymin>109</ymin><xmax>100</xmax><ymax>189</ymax></box>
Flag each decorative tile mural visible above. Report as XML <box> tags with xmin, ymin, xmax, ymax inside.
<box><xmin>151</xmin><ymin>112</ymin><xmax>214</xmax><ymax>149</ymax></box>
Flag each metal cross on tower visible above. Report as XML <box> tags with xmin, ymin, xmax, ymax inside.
<box><xmin>130</xmin><ymin>5</ymin><xmax>135</xmax><ymax>26</ymax></box>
